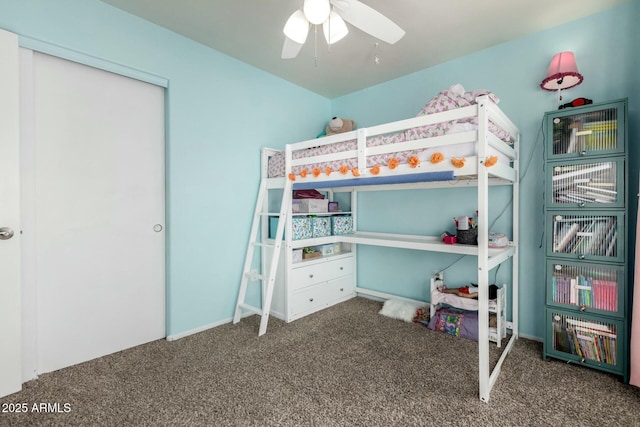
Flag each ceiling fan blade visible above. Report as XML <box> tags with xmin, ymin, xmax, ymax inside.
<box><xmin>281</xmin><ymin>37</ymin><xmax>304</xmax><ymax>59</ymax></box>
<box><xmin>323</xmin><ymin>10</ymin><xmax>349</xmax><ymax>44</ymax></box>
<box><xmin>283</xmin><ymin>10</ymin><xmax>310</xmax><ymax>44</ymax></box>
<box><xmin>331</xmin><ymin>0</ymin><xmax>405</xmax><ymax>44</ymax></box>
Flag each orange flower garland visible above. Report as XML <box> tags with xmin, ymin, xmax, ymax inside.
<box><xmin>388</xmin><ymin>157</ymin><xmax>399</xmax><ymax>170</ymax></box>
<box><xmin>430</xmin><ymin>152</ymin><xmax>444</xmax><ymax>164</ymax></box>
<box><xmin>300</xmin><ymin>169</ymin><xmax>308</xmax><ymax>178</ymax></box>
<box><xmin>339</xmin><ymin>165</ymin><xmax>349</xmax><ymax>175</ymax></box>
<box><xmin>351</xmin><ymin>168</ymin><xmax>361</xmax><ymax>177</ymax></box>
<box><xmin>408</xmin><ymin>156</ymin><xmax>420</xmax><ymax>168</ymax></box>
<box><xmin>451</xmin><ymin>157</ymin><xmax>466</xmax><ymax>168</ymax></box>
<box><xmin>312</xmin><ymin>167</ymin><xmax>321</xmax><ymax>178</ymax></box>
<box><xmin>288</xmin><ymin>173</ymin><xmax>296</xmax><ymax>181</ymax></box>
<box><xmin>325</xmin><ymin>166</ymin><xmax>332</xmax><ymax>176</ymax></box>
<box><xmin>484</xmin><ymin>155</ymin><xmax>498</xmax><ymax>167</ymax></box>
<box><xmin>370</xmin><ymin>165</ymin><xmax>380</xmax><ymax>175</ymax></box>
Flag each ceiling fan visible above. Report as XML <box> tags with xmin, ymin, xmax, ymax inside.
<box><xmin>281</xmin><ymin>0</ymin><xmax>405</xmax><ymax>59</ymax></box>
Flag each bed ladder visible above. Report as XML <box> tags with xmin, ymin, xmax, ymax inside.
<box><xmin>233</xmin><ymin>178</ymin><xmax>292</xmax><ymax>336</ymax></box>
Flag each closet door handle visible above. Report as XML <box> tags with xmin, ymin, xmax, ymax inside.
<box><xmin>0</xmin><ymin>227</ymin><xmax>14</xmax><ymax>240</ymax></box>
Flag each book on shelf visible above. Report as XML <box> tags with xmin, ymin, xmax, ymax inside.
<box><xmin>557</xmin><ymin>322</ymin><xmax>618</xmax><ymax>365</ymax></box>
<box><xmin>553</xmin><ymin>217</ymin><xmax>616</xmax><ymax>257</ymax></box>
<box><xmin>552</xmin><ymin>161</ymin><xmax>617</xmax><ymax>205</ymax></box>
<box><xmin>552</xmin><ymin>275</ymin><xmax>618</xmax><ymax>312</ymax></box>
<box><xmin>583</xmin><ymin>120</ymin><xmax>617</xmax><ymax>150</ymax></box>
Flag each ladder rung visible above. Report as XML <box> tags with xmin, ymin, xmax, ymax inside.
<box><xmin>251</xmin><ymin>242</ymin><xmax>274</xmax><ymax>248</ymax></box>
<box><xmin>238</xmin><ymin>303</ymin><xmax>264</xmax><ymax>316</ymax></box>
<box><xmin>244</xmin><ymin>271</ymin><xmax>266</xmax><ymax>281</ymax></box>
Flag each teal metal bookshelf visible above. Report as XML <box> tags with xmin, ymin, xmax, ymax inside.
<box><xmin>542</xmin><ymin>99</ymin><xmax>629</xmax><ymax>381</ymax></box>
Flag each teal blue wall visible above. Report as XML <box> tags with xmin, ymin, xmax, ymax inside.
<box><xmin>1</xmin><ymin>0</ymin><xmax>637</xmax><ymax>340</ymax></box>
<box><xmin>332</xmin><ymin>1</ymin><xmax>638</xmax><ymax>339</ymax></box>
<box><xmin>0</xmin><ymin>0</ymin><xmax>331</xmax><ymax>336</ymax></box>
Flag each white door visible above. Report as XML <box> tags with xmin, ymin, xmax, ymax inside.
<box><xmin>20</xmin><ymin>51</ymin><xmax>166</xmax><ymax>375</ymax></box>
<box><xmin>0</xmin><ymin>29</ymin><xmax>22</xmax><ymax>398</ymax></box>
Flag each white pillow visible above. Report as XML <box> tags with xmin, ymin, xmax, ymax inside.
<box><xmin>379</xmin><ymin>298</ymin><xmax>427</xmax><ymax>323</ymax></box>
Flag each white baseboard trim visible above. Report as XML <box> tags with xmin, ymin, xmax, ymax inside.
<box><xmin>356</xmin><ymin>287</ymin><xmax>428</xmax><ymax>305</ymax></box>
<box><xmin>165</xmin><ymin>298</ymin><xmax>543</xmax><ymax>343</ymax></box>
<box><xmin>166</xmin><ymin>314</ymin><xmax>250</xmax><ymax>341</ymax></box>
<box><xmin>517</xmin><ymin>332</ymin><xmax>542</xmax><ymax>342</ymax></box>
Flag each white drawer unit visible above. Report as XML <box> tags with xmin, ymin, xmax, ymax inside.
<box><xmin>289</xmin><ymin>276</ymin><xmax>355</xmax><ymax>320</ymax></box>
<box><xmin>267</xmin><ymin>246</ymin><xmax>356</xmax><ymax>322</ymax></box>
<box><xmin>290</xmin><ymin>256</ymin><xmax>354</xmax><ymax>291</ymax></box>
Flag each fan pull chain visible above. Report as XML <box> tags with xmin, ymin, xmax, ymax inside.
<box><xmin>327</xmin><ymin>10</ymin><xmax>331</xmax><ymax>54</ymax></box>
<box><xmin>314</xmin><ymin>25</ymin><xmax>318</xmax><ymax>67</ymax></box>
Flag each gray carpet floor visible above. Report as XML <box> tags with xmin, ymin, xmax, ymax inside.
<box><xmin>2</xmin><ymin>296</ymin><xmax>640</xmax><ymax>427</ymax></box>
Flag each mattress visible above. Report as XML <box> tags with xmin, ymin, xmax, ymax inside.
<box><xmin>268</xmin><ymin>85</ymin><xmax>513</xmax><ymax>178</ymax></box>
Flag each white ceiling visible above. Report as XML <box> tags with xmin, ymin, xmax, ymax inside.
<box><xmin>100</xmin><ymin>0</ymin><xmax>628</xmax><ymax>99</ymax></box>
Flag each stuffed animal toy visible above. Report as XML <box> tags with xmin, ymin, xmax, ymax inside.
<box><xmin>325</xmin><ymin>116</ymin><xmax>355</xmax><ymax>135</ymax></box>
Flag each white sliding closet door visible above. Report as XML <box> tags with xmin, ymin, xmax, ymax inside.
<box><xmin>0</xmin><ymin>29</ymin><xmax>22</xmax><ymax>398</ymax></box>
<box><xmin>22</xmin><ymin>51</ymin><xmax>166</xmax><ymax>374</ymax></box>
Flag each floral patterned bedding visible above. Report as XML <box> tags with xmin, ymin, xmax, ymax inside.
<box><xmin>267</xmin><ymin>84</ymin><xmax>513</xmax><ymax>178</ymax></box>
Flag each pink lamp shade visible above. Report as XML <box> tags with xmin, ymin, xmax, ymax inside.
<box><xmin>540</xmin><ymin>51</ymin><xmax>584</xmax><ymax>91</ymax></box>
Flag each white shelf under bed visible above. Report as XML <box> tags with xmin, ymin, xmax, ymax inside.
<box><xmin>283</xmin><ymin>232</ymin><xmax>515</xmax><ymax>272</ymax></box>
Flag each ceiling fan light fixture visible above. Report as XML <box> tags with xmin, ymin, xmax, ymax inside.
<box><xmin>281</xmin><ymin>0</ymin><xmax>405</xmax><ymax>60</ymax></box>
<box><xmin>303</xmin><ymin>0</ymin><xmax>331</xmax><ymax>25</ymax></box>
<box><xmin>283</xmin><ymin>10</ymin><xmax>309</xmax><ymax>44</ymax></box>
<box><xmin>323</xmin><ymin>11</ymin><xmax>348</xmax><ymax>44</ymax></box>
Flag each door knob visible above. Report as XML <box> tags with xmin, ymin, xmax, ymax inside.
<box><xmin>0</xmin><ymin>227</ymin><xmax>14</xmax><ymax>240</ymax></box>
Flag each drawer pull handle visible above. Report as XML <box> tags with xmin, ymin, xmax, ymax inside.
<box><xmin>340</xmin><ymin>267</ymin><xmax>343</xmax><ymax>270</ymax></box>
<box><xmin>580</xmin><ymin>358</ymin><xmax>586</xmax><ymax>363</ymax></box>
<box><xmin>340</xmin><ymin>288</ymin><xmax>344</xmax><ymax>292</ymax></box>
<box><xmin>309</xmin><ymin>298</ymin><xmax>314</xmax><ymax>302</ymax></box>
<box><xmin>578</xmin><ymin>254</ymin><xmax>586</xmax><ymax>260</ymax></box>
<box><xmin>309</xmin><ymin>274</ymin><xmax>314</xmax><ymax>278</ymax></box>
<box><xmin>579</xmin><ymin>202</ymin><xmax>586</xmax><ymax>208</ymax></box>
<box><xmin>580</xmin><ymin>150</ymin><xmax>587</xmax><ymax>156</ymax></box>
<box><xmin>579</xmin><ymin>305</ymin><xmax>586</xmax><ymax>312</ymax></box>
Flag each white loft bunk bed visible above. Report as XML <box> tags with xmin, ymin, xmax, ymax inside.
<box><xmin>234</xmin><ymin>86</ymin><xmax>520</xmax><ymax>402</ymax></box>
